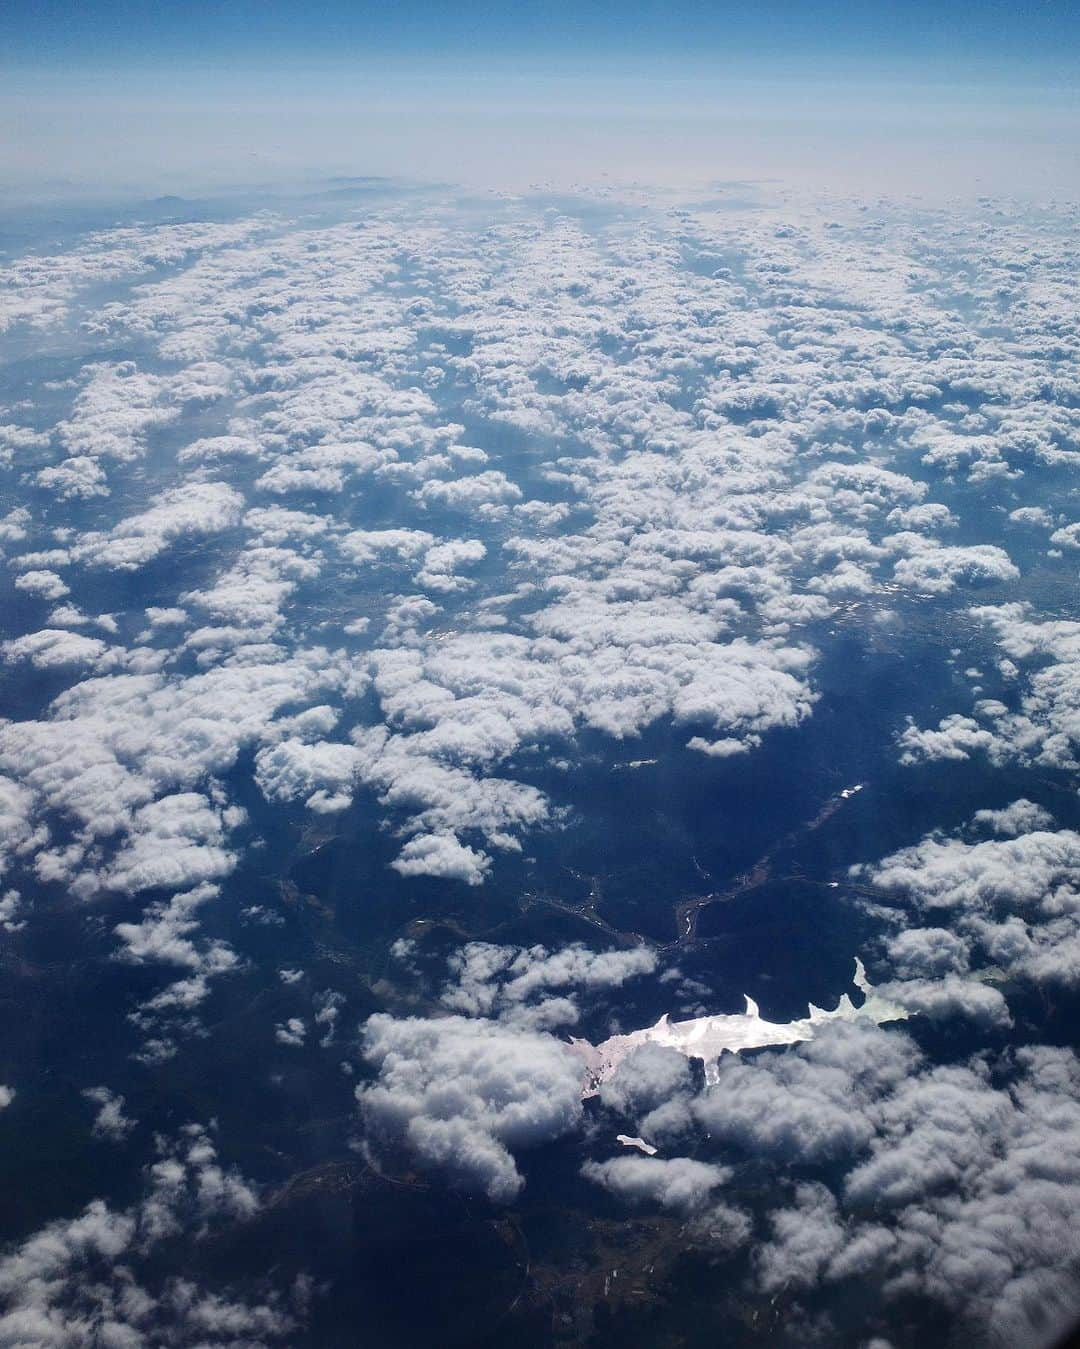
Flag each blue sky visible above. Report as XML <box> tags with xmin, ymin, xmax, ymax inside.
<box><xmin>2</xmin><ymin>1</ymin><xmax>1077</xmax><ymax>200</ymax></box>
<box><xmin>6</xmin><ymin>0</ymin><xmax>1079</xmax><ymax>76</ymax></box>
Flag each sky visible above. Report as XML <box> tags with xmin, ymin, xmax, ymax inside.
<box><xmin>4</xmin><ymin>0</ymin><xmax>1079</xmax><ymax>74</ymax></box>
<box><xmin>2</xmin><ymin>0</ymin><xmax>1078</xmax><ymax>200</ymax></box>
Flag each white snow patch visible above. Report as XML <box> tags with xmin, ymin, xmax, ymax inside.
<box><xmin>616</xmin><ymin>1134</ymin><xmax>658</xmax><ymax>1156</ymax></box>
<box><xmin>569</xmin><ymin>959</ymin><xmax>907</xmax><ymax>1095</ymax></box>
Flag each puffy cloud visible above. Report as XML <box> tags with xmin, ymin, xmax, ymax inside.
<box><xmin>181</xmin><ymin>545</ymin><xmax>317</xmax><ymax>635</ymax></box>
<box><xmin>113</xmin><ymin>881</ymin><xmax>239</xmax><ymax>1017</ymax></box>
<box><xmin>254</xmin><ymin>440</ymin><xmax>388</xmax><ymax>495</ymax></box>
<box><xmin>581</xmin><ymin>1155</ymin><xmax>736</xmax><ymax>1217</ymax></box>
<box><xmin>54</xmin><ymin>361</ymin><xmax>180</xmax><ymax>465</ymax></box>
<box><xmin>686</xmin><ymin>734</ymin><xmax>754</xmax><ymax>758</ymax></box>
<box><xmin>693</xmin><ymin>1022</ymin><xmax>921</xmax><ymax>1165</ymax></box>
<box><xmin>357</xmin><ymin>1013</ymin><xmax>584</xmax><ymax>1202</ymax></box>
<box><xmin>143</xmin><ymin>606</ymin><xmax>187</xmax><ymax>628</ymax></box>
<box><xmin>102</xmin><ymin>792</ymin><xmax>244</xmax><ymax>896</ymax></box>
<box><xmin>897</xmin><ymin>712</ymin><xmax>1015</xmax><ymax>767</ymax></box>
<box><xmin>255</xmin><ymin>737</ymin><xmax>360</xmax><ymax>814</ymax></box>
<box><xmin>0</xmin><ymin>509</ymin><xmax>30</xmax><ymax>544</ymax></box>
<box><xmin>25</xmin><ymin>191</ymin><xmax>1059</xmax><ymax>896</ymax></box>
<box><xmin>907</xmin><ymin>605</ymin><xmax>1080</xmax><ymax>771</ymax></box>
<box><xmin>5</xmin><ymin>187</ymin><xmax>1080</xmax><ymax>1345</ymax></box>
<box><xmin>886</xmin><ymin>502</ymin><xmax>956</xmax><ymax>531</ymax></box>
<box><xmin>1009</xmin><ymin>506</ymin><xmax>1053</xmax><ymax>527</ymax></box>
<box><xmin>313</xmin><ymin>990</ymin><xmax>344</xmax><ymax>1047</ymax></box>
<box><xmin>35</xmin><ymin>456</ymin><xmax>109</xmax><ymax>500</ymax></box>
<box><xmin>0</xmin><ymin>649</ymin><xmax>350</xmax><ymax>894</ymax></box>
<box><xmin>972</xmin><ymin>799</ymin><xmax>1055</xmax><ymax>836</ymax></box>
<box><xmin>0</xmin><ymin>217</ymin><xmax>273</xmax><ymax>335</ymax></box>
<box><xmin>736</xmin><ymin>1035</ymin><xmax>1080</xmax><ymax>1344</ymax></box>
<box><xmin>345</xmin><ymin>621</ymin><xmax>815</xmax><ymax>875</ymax></box>
<box><xmin>1</xmin><ymin>628</ymin><xmax>114</xmax><ymax>670</ymax></box>
<box><xmin>0</xmin><ymin>776</ymin><xmax>45</xmax><ymax>879</ymax></box>
<box><xmin>1049</xmin><ymin>522</ymin><xmax>1080</xmax><ymax>551</ymax></box>
<box><xmin>597</xmin><ymin>1042</ymin><xmax>695</xmax><ymax>1121</ymax></box>
<box><xmin>390</xmin><ymin>833</ymin><xmax>492</xmax><ymax>886</ymax></box>
<box><xmin>82</xmin><ymin>1086</ymin><xmax>135</xmax><ymax>1142</ymax></box>
<box><xmin>441</xmin><ymin>941</ymin><xmax>657</xmax><ymax>1025</ymax></box>
<box><xmin>0</xmin><ymin>1123</ymin><xmax>289</xmax><ymax>1347</ymax></box>
<box><xmin>885</xmin><ymin>927</ymin><xmax>971</xmax><ymax>979</ymax></box>
<box><xmin>72</xmin><ymin>482</ymin><xmax>243</xmax><ymax>571</ymax></box>
<box><xmin>415</xmin><ymin>470</ymin><xmax>522</xmax><ymax>512</ymax></box>
<box><xmin>275</xmin><ymin>1018</ymin><xmax>307</xmax><ymax>1047</ymax></box>
<box><xmin>349</xmin><ymin>721</ymin><xmax>549</xmax><ymax>879</ymax></box>
<box><xmin>414</xmin><ymin>538</ymin><xmax>486</xmax><ymax>592</ymax></box>
<box><xmin>338</xmin><ymin>528</ymin><xmax>434</xmax><ymax>565</ymax></box>
<box><xmin>756</xmin><ymin>1181</ymin><xmax>848</xmax><ymax>1293</ymax></box>
<box><xmin>0</xmin><ymin>889</ymin><xmax>23</xmax><ymax>932</ymax></box>
<box><xmin>13</xmin><ymin>570</ymin><xmax>69</xmax><ymax>601</ymax></box>
<box><xmin>178</xmin><ymin>432</ymin><xmax>262</xmax><ymax>465</ymax></box>
<box><xmin>890</xmin><ymin>542</ymin><xmax>1019</xmax><ymax>595</ymax></box>
<box><xmin>856</xmin><ymin>827</ymin><xmax>1080</xmax><ymax>916</ymax></box>
<box><xmin>0</xmin><ymin>425</ymin><xmax>49</xmax><ymax>468</ymax></box>
<box><xmin>878</xmin><ymin>975</ymin><xmax>1012</xmax><ymax>1029</ymax></box>
<box><xmin>856</xmin><ymin>817</ymin><xmax>1080</xmax><ymax>992</ymax></box>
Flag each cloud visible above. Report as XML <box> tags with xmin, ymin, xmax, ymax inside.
<box><xmin>755</xmin><ymin>1181</ymin><xmax>848</xmax><ymax>1293</ymax></box>
<box><xmin>900</xmin><ymin>606</ymin><xmax>1080</xmax><ymax>772</ymax></box>
<box><xmin>102</xmin><ymin>792</ymin><xmax>244</xmax><ymax>896</ymax></box>
<box><xmin>855</xmin><ymin>827</ymin><xmax>1080</xmax><ymax>917</ymax></box>
<box><xmin>390</xmin><ymin>832</ymin><xmax>492</xmax><ymax>886</ymax></box>
<box><xmin>35</xmin><ymin>456</ymin><xmax>109</xmax><ymax>500</ymax></box>
<box><xmin>5</xmin><ymin>186</ymin><xmax>1080</xmax><ymax>1346</ymax></box>
<box><xmin>581</xmin><ymin>1155</ymin><xmax>736</xmax><ymax>1216</ymax></box>
<box><xmin>16</xmin><ymin>188</ymin><xmax>1050</xmax><ymax>897</ymax></box>
<box><xmin>890</xmin><ymin>542</ymin><xmax>1019</xmax><ymax>595</ymax></box>
<box><xmin>972</xmin><ymin>799</ymin><xmax>1055</xmax><ymax>836</ymax></box>
<box><xmin>254</xmin><ymin>738</ymin><xmax>361</xmax><ymax>814</ymax></box>
<box><xmin>597</xmin><ymin>1042</ymin><xmax>695</xmax><ymax>1122</ymax></box>
<box><xmin>415</xmin><ymin>469</ymin><xmax>522</xmax><ymax>512</ymax></box>
<box><xmin>338</xmin><ymin>528</ymin><xmax>434</xmax><ymax>565</ymax></box>
<box><xmin>0</xmin><ymin>1123</ymin><xmax>291</xmax><ymax>1347</ymax></box>
<box><xmin>275</xmin><ymin>1018</ymin><xmax>307</xmax><ymax>1047</ymax></box>
<box><xmin>885</xmin><ymin>927</ymin><xmax>970</xmax><ymax>979</ymax></box>
<box><xmin>54</xmin><ymin>361</ymin><xmax>180</xmax><ymax>466</ymax></box>
<box><xmin>0</xmin><ymin>649</ymin><xmax>351</xmax><ymax>897</ymax></box>
<box><xmin>856</xmin><ymin>815</ymin><xmax>1080</xmax><ymax>993</ymax></box>
<box><xmin>72</xmin><ymin>482</ymin><xmax>243</xmax><ymax>571</ymax></box>
<box><xmin>82</xmin><ymin>1086</ymin><xmax>136</xmax><ymax>1142</ymax></box>
<box><xmin>113</xmin><ymin>879</ymin><xmax>239</xmax><ymax>1023</ymax></box>
<box><xmin>13</xmin><ymin>570</ymin><xmax>69</xmax><ymax>601</ymax></box>
<box><xmin>0</xmin><ymin>776</ymin><xmax>45</xmax><ymax>879</ymax></box>
<box><xmin>441</xmin><ymin>941</ymin><xmax>657</xmax><ymax>1025</ymax></box>
<box><xmin>693</xmin><ymin>1022</ymin><xmax>921</xmax><ymax>1165</ymax></box>
<box><xmin>414</xmin><ymin>538</ymin><xmax>486</xmax><ymax>592</ymax></box>
<box><xmin>878</xmin><ymin>975</ymin><xmax>1012</xmax><ymax>1029</ymax></box>
<box><xmin>743</xmin><ymin>1039</ymin><xmax>1080</xmax><ymax>1345</ymax></box>
<box><xmin>1</xmin><ymin>628</ymin><xmax>114</xmax><ymax>670</ymax></box>
<box><xmin>357</xmin><ymin>1013</ymin><xmax>585</xmax><ymax>1202</ymax></box>
<box><xmin>0</xmin><ymin>217</ymin><xmax>274</xmax><ymax>336</ymax></box>
<box><xmin>897</xmin><ymin>712</ymin><xmax>1015</xmax><ymax>768</ymax></box>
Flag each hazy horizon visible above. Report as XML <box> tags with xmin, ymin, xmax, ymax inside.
<box><xmin>3</xmin><ymin>0</ymin><xmax>1078</xmax><ymax>202</ymax></box>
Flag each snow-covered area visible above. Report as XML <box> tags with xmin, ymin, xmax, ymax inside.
<box><xmin>570</xmin><ymin>959</ymin><xmax>907</xmax><ymax>1094</ymax></box>
<box><xmin>616</xmin><ymin>1134</ymin><xmax>658</xmax><ymax>1156</ymax></box>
